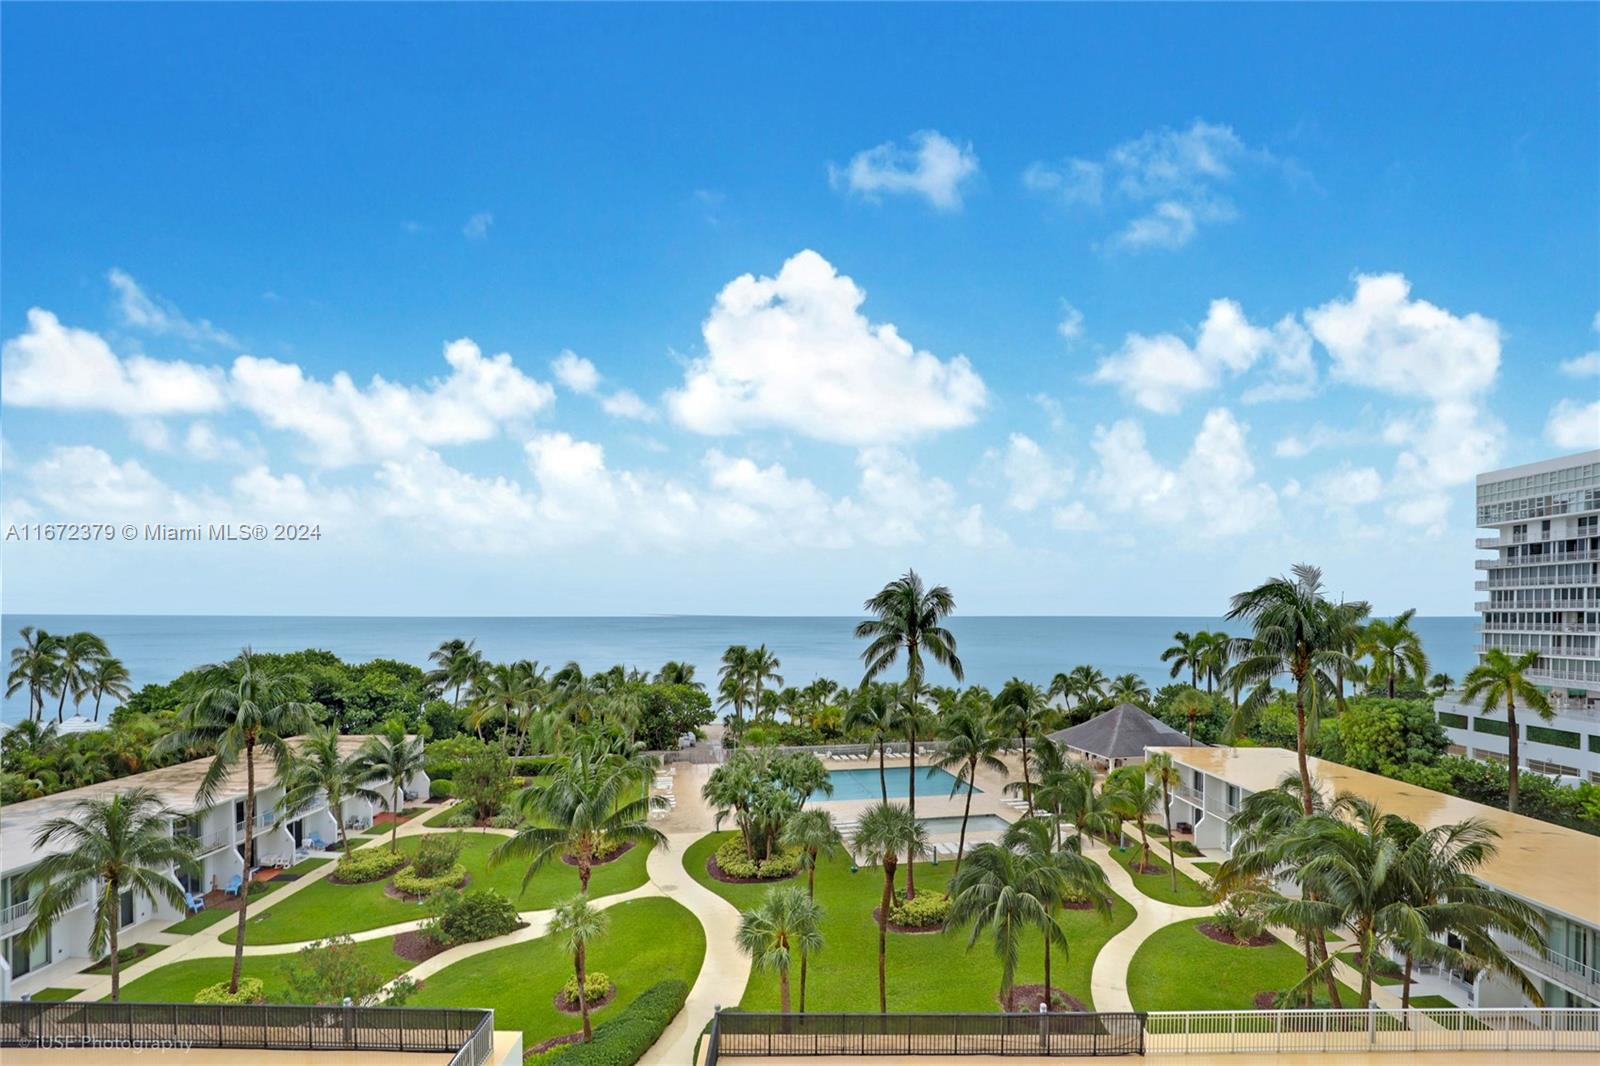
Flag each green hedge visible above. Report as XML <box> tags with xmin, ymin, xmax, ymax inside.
<box><xmin>430</xmin><ymin>778</ymin><xmax>455</xmax><ymax>799</ymax></box>
<box><xmin>194</xmin><ymin>978</ymin><xmax>265</xmax><ymax>1004</ymax></box>
<box><xmin>334</xmin><ymin>848</ymin><xmax>408</xmax><ymax>883</ymax></box>
<box><xmin>532</xmin><ymin>979</ymin><xmax>689</xmax><ymax>1065</ymax></box>
<box><xmin>713</xmin><ymin>837</ymin><xmax>799</xmax><ymax>880</ymax></box>
<box><xmin>393</xmin><ymin>862</ymin><xmax>467</xmax><ymax>898</ymax></box>
<box><xmin>1527</xmin><ymin>725</ymin><xmax>1580</xmax><ymax>750</ymax></box>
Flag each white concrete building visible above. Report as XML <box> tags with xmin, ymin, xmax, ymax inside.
<box><xmin>0</xmin><ymin>735</ymin><xmax>427</xmax><ymax>999</ymax></box>
<box><xmin>1435</xmin><ymin>450</ymin><xmax>1600</xmax><ymax>782</ymax></box>
<box><xmin>1156</xmin><ymin>745</ymin><xmax>1600</xmax><ymax>1011</ymax></box>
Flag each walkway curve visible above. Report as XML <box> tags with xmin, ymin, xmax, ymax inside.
<box><xmin>1086</xmin><ymin>843</ymin><xmax>1217</xmax><ymax>1012</ymax></box>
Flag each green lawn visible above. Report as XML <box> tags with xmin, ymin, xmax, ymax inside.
<box><xmin>424</xmin><ymin>801</ymin><xmax>471</xmax><ymax>827</ymax></box>
<box><xmin>410</xmin><ymin>896</ymin><xmax>704</xmax><ymax>1049</ymax></box>
<box><xmin>113</xmin><ymin>936</ymin><xmax>412</xmax><ymax>1002</ymax></box>
<box><xmin>163</xmin><ymin>908</ymin><xmax>234</xmax><ymax>935</ymax></box>
<box><xmin>83</xmin><ymin>942</ymin><xmax>167</xmax><ymax>974</ymax></box>
<box><xmin>25</xmin><ymin>988</ymin><xmax>80</xmax><ymax>1002</ymax></box>
<box><xmin>1410</xmin><ymin>993</ymin><xmax>1459</xmax><ymax>1008</ymax></box>
<box><xmin>684</xmin><ymin>831</ymin><xmax>1136</xmax><ymax>1012</ymax></box>
<box><xmin>224</xmin><ymin>832</ymin><xmax>652</xmax><ymax>945</ymax></box>
<box><xmin>1336</xmin><ymin>950</ymin><xmax>1403</xmax><ymax>986</ymax></box>
<box><xmin>1129</xmin><ymin>918</ymin><xmax>1360</xmax><ymax>1011</ymax></box>
<box><xmin>1191</xmin><ymin>861</ymin><xmax>1221</xmax><ymax>877</ymax></box>
<box><xmin>1109</xmin><ymin>845</ymin><xmax>1213</xmax><ymax>907</ymax></box>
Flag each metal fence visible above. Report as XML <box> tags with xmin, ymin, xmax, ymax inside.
<box><xmin>1144</xmin><ymin>1007</ymin><xmax>1600</xmax><ymax>1055</ymax></box>
<box><xmin>709</xmin><ymin>1011</ymin><xmax>1145</xmax><ymax>1057</ymax></box>
<box><xmin>0</xmin><ymin>1001</ymin><xmax>496</xmax><ymax>1063</ymax></box>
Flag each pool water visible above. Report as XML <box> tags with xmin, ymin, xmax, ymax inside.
<box><xmin>918</xmin><ymin>815</ymin><xmax>1010</xmax><ymax>835</ymax></box>
<box><xmin>811</xmin><ymin>766</ymin><xmax>977</xmax><ymax>803</ymax></box>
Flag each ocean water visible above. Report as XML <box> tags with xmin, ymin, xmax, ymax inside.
<box><xmin>0</xmin><ymin>614</ymin><xmax>1478</xmax><ymax>725</ymax></box>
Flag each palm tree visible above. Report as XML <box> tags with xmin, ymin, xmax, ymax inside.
<box><xmin>1145</xmin><ymin>753</ymin><xmax>1181</xmax><ymax>892</ymax></box>
<box><xmin>50</xmin><ymin>631</ymin><xmax>108</xmax><ymax>722</ymax></box>
<box><xmin>1427</xmin><ymin>672</ymin><xmax>1455</xmax><ymax>697</ymax></box>
<box><xmin>747</xmin><ymin>645</ymin><xmax>784</xmax><ymax>723</ymax></box>
<box><xmin>1049</xmin><ymin>665</ymin><xmax>1109</xmax><ymax>721</ymax></box>
<box><xmin>85</xmin><ymin>656</ymin><xmax>133</xmax><ymax>722</ymax></box>
<box><xmin>1000</xmin><ymin>817</ymin><xmax>1114</xmax><ymax>1009</ymax></box>
<box><xmin>426</xmin><ymin>638</ymin><xmax>483</xmax><ymax>712</ymax></box>
<box><xmin>1227</xmin><ymin>564</ymin><xmax>1366</xmax><ymax>813</ymax></box>
<box><xmin>1170</xmin><ymin>687</ymin><xmax>1210</xmax><ymax>745</ymax></box>
<box><xmin>1327</xmin><ymin>599</ymin><xmax>1372</xmax><ymax>713</ymax></box>
<box><xmin>718</xmin><ymin>645</ymin><xmax>754</xmax><ymax>727</ymax></box>
<box><xmin>851</xmin><ymin>802</ymin><xmax>926</xmax><ymax>1012</ymax></box>
<box><xmin>935</xmin><ymin>710</ymin><xmax>1006</xmax><ymax>875</ymax></box>
<box><xmin>493</xmin><ymin>737</ymin><xmax>666</xmax><ymax>895</ymax></box>
<box><xmin>780</xmin><ymin>809</ymin><xmax>843</xmax><ymax>1012</ymax></box>
<box><xmin>156</xmin><ymin>648</ymin><xmax>313</xmax><ymax>994</ymax></box>
<box><xmin>285</xmin><ymin>727</ymin><xmax>380</xmax><ymax>856</ymax></box>
<box><xmin>1460</xmin><ymin>649</ymin><xmax>1552</xmax><ymax>813</ymax></box>
<box><xmin>20</xmin><ymin>787</ymin><xmax>196</xmax><ymax>1000</ymax></box>
<box><xmin>1160</xmin><ymin>631</ymin><xmax>1201</xmax><ymax>688</ymax></box>
<box><xmin>654</xmin><ymin>660</ymin><xmax>702</xmax><ymax>688</ymax></box>
<box><xmin>363</xmin><ymin>727</ymin><xmax>427</xmax><ymax>853</ymax></box>
<box><xmin>896</xmin><ymin>686</ymin><xmax>940</xmax><ymax>898</ymax></box>
<box><xmin>947</xmin><ymin>840</ymin><xmax>1066</xmax><ymax>1009</ymax></box>
<box><xmin>6</xmin><ymin>626</ymin><xmax>60</xmax><ymax>722</ymax></box>
<box><xmin>843</xmin><ymin>684</ymin><xmax>901</xmax><ymax>803</ymax></box>
<box><xmin>1359</xmin><ymin>608</ymin><xmax>1430</xmax><ymax>698</ymax></box>
<box><xmin>736</xmin><ymin>885</ymin><xmax>825</xmax><ymax>1016</ymax></box>
<box><xmin>1106</xmin><ymin>768</ymin><xmax>1162</xmax><ymax>870</ymax></box>
<box><xmin>991</xmin><ymin>679</ymin><xmax>1051</xmax><ymax>814</ymax></box>
<box><xmin>1107</xmin><ymin>673</ymin><xmax>1150</xmax><ymax>706</ymax></box>
<box><xmin>855</xmin><ymin>570</ymin><xmax>964</xmax><ymax>693</ymax></box>
<box><xmin>549</xmin><ymin>894</ymin><xmax>609</xmax><ymax>1043</ymax></box>
<box><xmin>1195</xmin><ymin>630</ymin><xmax>1234</xmax><ymax>695</ymax></box>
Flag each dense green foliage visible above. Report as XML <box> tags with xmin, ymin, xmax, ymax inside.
<box><xmin>284</xmin><ymin>935</ymin><xmax>416</xmax><ymax>1006</ymax></box>
<box><xmin>1316</xmin><ymin>698</ymin><xmax>1449</xmax><ymax>774</ymax></box>
<box><xmin>532</xmin><ymin>979</ymin><xmax>689</xmax><ymax>1066</ymax></box>
<box><xmin>426</xmin><ymin>888</ymin><xmax>522</xmax><ymax>946</ymax></box>
<box><xmin>194</xmin><ymin>977</ymin><xmax>265</xmax><ymax>1004</ymax></box>
<box><xmin>888</xmin><ymin>889</ymin><xmax>951</xmax><ymax>927</ymax></box>
<box><xmin>333</xmin><ymin>848</ymin><xmax>408</xmax><ymax>883</ymax></box>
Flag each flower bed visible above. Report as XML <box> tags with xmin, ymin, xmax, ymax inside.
<box><xmin>554</xmin><ymin>971</ymin><xmax>616</xmax><ymax>1013</ymax></box>
<box><xmin>391</xmin><ymin>862</ymin><xmax>469</xmax><ymax>899</ymax></box>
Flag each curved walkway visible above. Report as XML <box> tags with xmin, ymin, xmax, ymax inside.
<box><xmin>1086</xmin><ymin>842</ymin><xmax>1217</xmax><ymax>1012</ymax></box>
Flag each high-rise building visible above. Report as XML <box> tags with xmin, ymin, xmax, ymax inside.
<box><xmin>1437</xmin><ymin>450</ymin><xmax>1600</xmax><ymax>781</ymax></box>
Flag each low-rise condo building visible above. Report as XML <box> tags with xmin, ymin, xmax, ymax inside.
<box><xmin>0</xmin><ymin>735</ymin><xmax>427</xmax><ymax>999</ymax></box>
<box><xmin>1435</xmin><ymin>450</ymin><xmax>1600</xmax><ymax>782</ymax></box>
<box><xmin>1152</xmin><ymin>744</ymin><xmax>1600</xmax><ymax>1012</ymax></box>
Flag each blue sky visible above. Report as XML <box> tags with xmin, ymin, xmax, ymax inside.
<box><xmin>2</xmin><ymin>3</ymin><xmax>1596</xmax><ymax>616</ymax></box>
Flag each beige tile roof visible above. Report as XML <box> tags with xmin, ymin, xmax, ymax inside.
<box><xmin>1153</xmin><ymin>745</ymin><xmax>1600</xmax><ymax>926</ymax></box>
<box><xmin>0</xmin><ymin>734</ymin><xmax>377</xmax><ymax>872</ymax></box>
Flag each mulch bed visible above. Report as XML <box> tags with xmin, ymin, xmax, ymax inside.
<box><xmin>384</xmin><ymin>872</ymin><xmax>470</xmax><ymax>902</ymax></box>
<box><xmin>392</xmin><ymin>931</ymin><xmax>450</xmax><ymax>964</ymax></box>
<box><xmin>554</xmin><ymin>984</ymin><xmax>617</xmax><ymax>1014</ymax></box>
<box><xmin>871</xmin><ymin>906</ymin><xmax>944</xmax><ymax>934</ymax></box>
<box><xmin>1127</xmin><ymin>862</ymin><xmax>1165</xmax><ymax>876</ymax></box>
<box><xmin>1198</xmin><ymin>922</ymin><xmax>1276</xmax><ymax>948</ymax></box>
<box><xmin>705</xmin><ymin>855</ymin><xmax>798</xmax><ymax>885</ymax></box>
<box><xmin>1059</xmin><ymin>899</ymin><xmax>1095</xmax><ymax>911</ymax></box>
<box><xmin>525</xmin><ymin>1032</ymin><xmax>585</xmax><ymax>1056</ymax></box>
<box><xmin>561</xmin><ymin>841</ymin><xmax>636</xmax><ymax>867</ymax></box>
<box><xmin>998</xmin><ymin>985</ymin><xmax>1088</xmax><ymax>1012</ymax></box>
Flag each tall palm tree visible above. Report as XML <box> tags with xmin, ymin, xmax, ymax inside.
<box><xmin>1106</xmin><ymin>768</ymin><xmax>1162</xmax><ymax>870</ymax></box>
<box><xmin>855</xmin><ymin>570</ymin><xmax>964</xmax><ymax>693</ymax></box>
<box><xmin>549</xmin><ymin>894</ymin><xmax>609</xmax><ymax>1043</ymax></box>
<box><xmin>935</xmin><ymin>710</ymin><xmax>1007</xmax><ymax>875</ymax></box>
<box><xmin>50</xmin><ymin>631</ymin><xmax>108</xmax><ymax>722</ymax></box>
<box><xmin>156</xmin><ymin>648</ymin><xmax>313</xmax><ymax>994</ymax></box>
<box><xmin>1170</xmin><ymin>687</ymin><xmax>1210</xmax><ymax>745</ymax></box>
<box><xmin>991</xmin><ymin>678</ymin><xmax>1051</xmax><ymax>814</ymax></box>
<box><xmin>780</xmin><ymin>809</ymin><xmax>844</xmax><ymax>1012</ymax></box>
<box><xmin>284</xmin><ymin>727</ymin><xmax>381</xmax><ymax>856</ymax></box>
<box><xmin>654</xmin><ymin>660</ymin><xmax>702</xmax><ymax>688</ymax></box>
<box><xmin>718</xmin><ymin>645</ymin><xmax>754</xmax><ymax>727</ymax></box>
<box><xmin>747</xmin><ymin>645</ymin><xmax>784</xmax><ymax>723</ymax></box>
<box><xmin>736</xmin><ymin>885</ymin><xmax>825</xmax><ymax>1016</ymax></box>
<box><xmin>20</xmin><ymin>787</ymin><xmax>196</xmax><ymax>1001</ymax></box>
<box><xmin>843</xmin><ymin>684</ymin><xmax>901</xmax><ymax>803</ymax></box>
<box><xmin>1160</xmin><ymin>630</ymin><xmax>1201</xmax><ymax>688</ymax></box>
<box><xmin>851</xmin><ymin>802</ymin><xmax>926</xmax><ymax>1013</ymax></box>
<box><xmin>1145</xmin><ymin>753</ymin><xmax>1182</xmax><ymax>892</ymax></box>
<box><xmin>1195</xmin><ymin>630</ymin><xmax>1233</xmax><ymax>695</ymax></box>
<box><xmin>6</xmin><ymin>626</ymin><xmax>60</xmax><ymax>722</ymax></box>
<box><xmin>947</xmin><ymin>839</ymin><xmax>1067</xmax><ymax>1009</ymax></box>
<box><xmin>493</xmin><ymin>737</ymin><xmax>666</xmax><ymax>895</ymax></box>
<box><xmin>1004</xmin><ymin>817</ymin><xmax>1114</xmax><ymax>1008</ymax></box>
<box><xmin>1428</xmin><ymin>673</ymin><xmax>1455</xmax><ymax>697</ymax></box>
<box><xmin>1227</xmin><ymin>564</ymin><xmax>1366</xmax><ymax>813</ymax></box>
<box><xmin>426</xmin><ymin>638</ymin><xmax>483</xmax><ymax>712</ymax></box>
<box><xmin>1359</xmin><ymin>608</ymin><xmax>1430</xmax><ymax>698</ymax></box>
<box><xmin>363</xmin><ymin>727</ymin><xmax>427</xmax><ymax>853</ymax></box>
<box><xmin>1108</xmin><ymin>673</ymin><xmax>1150</xmax><ymax>706</ymax></box>
<box><xmin>85</xmin><ymin>656</ymin><xmax>133</xmax><ymax>722</ymax></box>
<box><xmin>1050</xmin><ymin>665</ymin><xmax>1109</xmax><ymax>721</ymax></box>
<box><xmin>1327</xmin><ymin>600</ymin><xmax>1372</xmax><ymax>714</ymax></box>
<box><xmin>896</xmin><ymin>686</ymin><xmax>940</xmax><ymax>898</ymax></box>
<box><xmin>1460</xmin><ymin>648</ymin><xmax>1551</xmax><ymax>813</ymax></box>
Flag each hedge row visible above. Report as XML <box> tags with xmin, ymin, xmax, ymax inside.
<box><xmin>531</xmin><ymin>979</ymin><xmax>689</xmax><ymax>1066</ymax></box>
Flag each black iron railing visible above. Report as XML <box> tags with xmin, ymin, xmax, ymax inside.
<box><xmin>709</xmin><ymin>1010</ymin><xmax>1146</xmax><ymax>1057</ymax></box>
<box><xmin>0</xmin><ymin>1001</ymin><xmax>495</xmax><ymax>1063</ymax></box>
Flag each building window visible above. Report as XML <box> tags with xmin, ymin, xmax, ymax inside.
<box><xmin>1473</xmin><ymin>717</ymin><xmax>1512</xmax><ymax>737</ymax></box>
<box><xmin>1527</xmin><ymin>725</ymin><xmax>1581</xmax><ymax>750</ymax></box>
<box><xmin>1589</xmin><ymin>735</ymin><xmax>1600</xmax><ymax>754</ymax></box>
<box><xmin>1437</xmin><ymin>712</ymin><xmax>1468</xmax><ymax>730</ymax></box>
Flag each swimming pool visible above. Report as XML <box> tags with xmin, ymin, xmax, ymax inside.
<box><xmin>917</xmin><ymin>814</ymin><xmax>1010</xmax><ymax>835</ymax></box>
<box><xmin>811</xmin><ymin>766</ymin><xmax>977</xmax><ymax>803</ymax></box>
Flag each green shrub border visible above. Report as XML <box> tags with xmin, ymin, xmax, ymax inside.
<box><xmin>531</xmin><ymin>979</ymin><xmax>688</xmax><ymax>1065</ymax></box>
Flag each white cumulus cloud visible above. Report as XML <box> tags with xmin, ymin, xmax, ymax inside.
<box><xmin>830</xmin><ymin>130</ymin><xmax>979</xmax><ymax>211</ymax></box>
<box><xmin>1546</xmin><ymin>399</ymin><xmax>1600</xmax><ymax>450</ymax></box>
<box><xmin>108</xmin><ymin>268</ymin><xmax>237</xmax><ymax>347</ymax></box>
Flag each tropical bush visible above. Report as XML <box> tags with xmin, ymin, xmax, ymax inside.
<box><xmin>713</xmin><ymin>836</ymin><xmax>799</xmax><ymax>879</ymax></box>
<box><xmin>559</xmin><ymin>971</ymin><xmax>614</xmax><ymax>1007</ymax></box>
<box><xmin>489</xmin><ymin>810</ymin><xmax>524</xmax><ymax>829</ymax></box>
<box><xmin>426</xmin><ymin>888</ymin><xmax>521</xmax><ymax>946</ymax></box>
<box><xmin>429</xmin><ymin>778</ymin><xmax>454</xmax><ymax>800</ymax></box>
<box><xmin>456</xmin><ymin>744</ymin><xmax>512</xmax><ymax>821</ymax></box>
<box><xmin>533</xmin><ymin>979</ymin><xmax>688</xmax><ymax>1066</ymax></box>
<box><xmin>412</xmin><ymin>832</ymin><xmax>465</xmax><ymax>877</ymax></box>
<box><xmin>889</xmin><ymin>890</ymin><xmax>950</xmax><ymax>927</ymax></box>
<box><xmin>443</xmin><ymin>811</ymin><xmax>475</xmax><ymax>829</ymax></box>
<box><xmin>393</xmin><ymin>862</ymin><xmax>467</xmax><ymax>898</ymax></box>
<box><xmin>285</xmin><ymin>936</ymin><xmax>415</xmax><ymax>1006</ymax></box>
<box><xmin>194</xmin><ymin>978</ymin><xmax>265</xmax><ymax>1004</ymax></box>
<box><xmin>334</xmin><ymin>848</ymin><xmax>408</xmax><ymax>883</ymax></box>
<box><xmin>1210</xmin><ymin>893</ymin><xmax>1268</xmax><ymax>941</ymax></box>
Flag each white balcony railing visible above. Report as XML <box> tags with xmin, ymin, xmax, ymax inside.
<box><xmin>0</xmin><ymin>897</ymin><xmax>37</xmax><ymax>935</ymax></box>
<box><xmin>1509</xmin><ymin>944</ymin><xmax>1600</xmax><ymax>1000</ymax></box>
<box><xmin>187</xmin><ymin>826</ymin><xmax>237</xmax><ymax>855</ymax></box>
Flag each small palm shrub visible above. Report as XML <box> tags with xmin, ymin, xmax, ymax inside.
<box><xmin>335</xmin><ymin>848</ymin><xmax>407</xmax><ymax>883</ymax></box>
<box><xmin>558</xmin><ymin>971</ymin><xmax>613</xmax><ymax>1008</ymax></box>
<box><xmin>195</xmin><ymin>978</ymin><xmax>265</xmax><ymax>1004</ymax></box>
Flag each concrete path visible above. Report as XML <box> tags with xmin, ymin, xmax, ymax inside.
<box><xmin>1085</xmin><ymin>841</ymin><xmax>1217</xmax><ymax>1012</ymax></box>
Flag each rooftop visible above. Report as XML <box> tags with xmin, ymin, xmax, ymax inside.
<box><xmin>1154</xmin><ymin>745</ymin><xmax>1600</xmax><ymax>927</ymax></box>
<box><xmin>0</xmin><ymin>734</ymin><xmax>376</xmax><ymax>872</ymax></box>
<box><xmin>1047</xmin><ymin>702</ymin><xmax>1196</xmax><ymax>760</ymax></box>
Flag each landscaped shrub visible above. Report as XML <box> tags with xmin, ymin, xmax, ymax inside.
<box><xmin>713</xmin><ymin>837</ymin><xmax>799</xmax><ymax>879</ymax></box>
<box><xmin>559</xmin><ymin>971</ymin><xmax>614</xmax><ymax>1008</ymax></box>
<box><xmin>334</xmin><ymin>848</ymin><xmax>408</xmax><ymax>883</ymax></box>
<box><xmin>533</xmin><ymin>979</ymin><xmax>688</xmax><ymax>1065</ymax></box>
<box><xmin>285</xmin><ymin>936</ymin><xmax>411</xmax><ymax>1006</ymax></box>
<box><xmin>194</xmin><ymin>978</ymin><xmax>265</xmax><ymax>1004</ymax></box>
<box><xmin>889</xmin><ymin>890</ymin><xmax>950</xmax><ymax>927</ymax></box>
<box><xmin>1211</xmin><ymin>894</ymin><xmax>1268</xmax><ymax>941</ymax></box>
<box><xmin>393</xmin><ymin>862</ymin><xmax>468</xmax><ymax>898</ymax></box>
<box><xmin>444</xmin><ymin>811</ymin><xmax>474</xmax><ymax>828</ymax></box>
<box><xmin>456</xmin><ymin>744</ymin><xmax>513</xmax><ymax>821</ymax></box>
<box><xmin>427</xmin><ymin>887</ymin><xmax>521</xmax><ymax>946</ymax></box>
<box><xmin>489</xmin><ymin>810</ymin><xmax>523</xmax><ymax>829</ymax></box>
<box><xmin>412</xmin><ymin>832</ymin><xmax>466</xmax><ymax>877</ymax></box>
<box><xmin>1146</xmin><ymin>824</ymin><xmax>1169</xmax><ymax>837</ymax></box>
<box><xmin>1172</xmin><ymin>840</ymin><xmax>1204</xmax><ymax>857</ymax></box>
<box><xmin>429</xmin><ymin>778</ymin><xmax>455</xmax><ymax>800</ymax></box>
